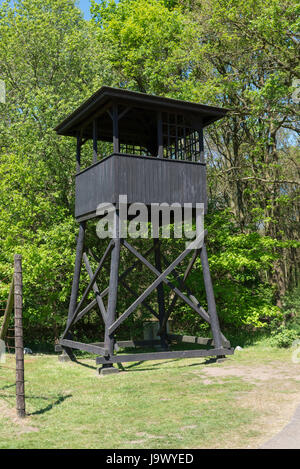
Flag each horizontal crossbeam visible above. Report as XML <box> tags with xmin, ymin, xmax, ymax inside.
<box><xmin>94</xmin><ymin>336</ymin><xmax>231</xmax><ymax>349</ymax></box>
<box><xmin>56</xmin><ymin>339</ymin><xmax>164</xmax><ymax>352</ymax></box>
<box><xmin>59</xmin><ymin>339</ymin><xmax>108</xmax><ymax>357</ymax></box>
<box><xmin>169</xmin><ymin>334</ymin><xmax>231</xmax><ymax>348</ymax></box>
<box><xmin>96</xmin><ymin>347</ymin><xmax>234</xmax><ymax>364</ymax></box>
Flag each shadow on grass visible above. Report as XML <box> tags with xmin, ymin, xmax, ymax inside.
<box><xmin>74</xmin><ymin>359</ymin><xmax>97</xmax><ymax>370</ymax></box>
<box><xmin>74</xmin><ymin>357</ymin><xmax>176</xmax><ymax>373</ymax></box>
<box><xmin>28</xmin><ymin>394</ymin><xmax>72</xmax><ymax>416</ymax></box>
<box><xmin>124</xmin><ymin>360</ymin><xmax>144</xmax><ymax>370</ymax></box>
<box><xmin>123</xmin><ymin>358</ymin><xmax>183</xmax><ymax>372</ymax></box>
<box><xmin>0</xmin><ymin>383</ymin><xmax>16</xmax><ymax>391</ymax></box>
<box><xmin>122</xmin><ymin>357</ymin><xmax>222</xmax><ymax>372</ymax></box>
<box><xmin>0</xmin><ymin>384</ymin><xmax>72</xmax><ymax>416</ymax></box>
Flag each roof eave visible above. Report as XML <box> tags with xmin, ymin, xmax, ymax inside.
<box><xmin>54</xmin><ymin>86</ymin><xmax>229</xmax><ymax>135</ymax></box>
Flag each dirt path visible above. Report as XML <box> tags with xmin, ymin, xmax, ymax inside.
<box><xmin>195</xmin><ymin>359</ymin><xmax>300</xmax><ymax>448</ymax></box>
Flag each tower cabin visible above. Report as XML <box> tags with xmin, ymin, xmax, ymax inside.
<box><xmin>54</xmin><ymin>86</ymin><xmax>228</xmax><ymax>221</ymax></box>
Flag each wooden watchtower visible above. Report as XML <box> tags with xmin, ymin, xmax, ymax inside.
<box><xmin>54</xmin><ymin>86</ymin><xmax>233</xmax><ymax>374</ymax></box>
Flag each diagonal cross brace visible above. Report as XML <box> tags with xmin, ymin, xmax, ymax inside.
<box><xmin>62</xmin><ymin>240</ymin><xmax>113</xmax><ymax>339</ymax></box>
<box><xmin>161</xmin><ymin>251</ymin><xmax>197</xmax><ymax>298</ymax></box>
<box><xmin>124</xmin><ymin>241</ymin><xmax>210</xmax><ymax>323</ymax></box>
<box><xmin>103</xmin><ymin>262</ymin><xmax>159</xmax><ymax>320</ymax></box>
<box><xmin>94</xmin><ymin>245</ymin><xmax>154</xmax><ymax>298</ymax></box>
<box><xmin>161</xmin><ymin>249</ymin><xmax>208</xmax><ymax>320</ymax></box>
<box><xmin>83</xmin><ymin>252</ymin><xmax>107</xmax><ymax>324</ymax></box>
<box><xmin>158</xmin><ymin>231</ymin><xmax>208</xmax><ymax>326</ymax></box>
<box><xmin>73</xmin><ymin>298</ymin><xmax>97</xmax><ymax>324</ymax></box>
<box><xmin>161</xmin><ymin>248</ymin><xmax>228</xmax><ymax>347</ymax></box>
<box><xmin>158</xmin><ymin>248</ymin><xmax>200</xmax><ymax>334</ymax></box>
<box><xmin>108</xmin><ymin>240</ymin><xmax>210</xmax><ymax>336</ymax></box>
<box><xmin>120</xmin><ymin>278</ymin><xmax>159</xmax><ymax>320</ymax></box>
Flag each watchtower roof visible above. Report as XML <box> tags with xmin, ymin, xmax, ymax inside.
<box><xmin>54</xmin><ymin>86</ymin><xmax>228</xmax><ymax>138</ymax></box>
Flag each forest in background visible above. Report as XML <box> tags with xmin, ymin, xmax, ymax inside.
<box><xmin>0</xmin><ymin>0</ymin><xmax>299</xmax><ymax>348</ymax></box>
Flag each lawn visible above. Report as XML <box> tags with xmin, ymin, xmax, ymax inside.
<box><xmin>0</xmin><ymin>344</ymin><xmax>300</xmax><ymax>449</ymax></box>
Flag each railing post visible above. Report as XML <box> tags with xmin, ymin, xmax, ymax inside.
<box><xmin>93</xmin><ymin>119</ymin><xmax>98</xmax><ymax>164</ymax></box>
<box><xmin>157</xmin><ymin>111</ymin><xmax>163</xmax><ymax>158</ymax></box>
<box><xmin>76</xmin><ymin>133</ymin><xmax>81</xmax><ymax>173</ymax></box>
<box><xmin>112</xmin><ymin>103</ymin><xmax>119</xmax><ymax>153</ymax></box>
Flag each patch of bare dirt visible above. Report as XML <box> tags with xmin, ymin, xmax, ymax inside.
<box><xmin>196</xmin><ymin>361</ymin><xmax>300</xmax><ymax>448</ymax></box>
<box><xmin>0</xmin><ymin>401</ymin><xmax>39</xmax><ymax>434</ymax></box>
<box><xmin>200</xmin><ymin>363</ymin><xmax>300</xmax><ymax>384</ymax></box>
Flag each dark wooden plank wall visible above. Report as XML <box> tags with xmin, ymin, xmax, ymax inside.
<box><xmin>75</xmin><ymin>155</ymin><xmax>117</xmax><ymax>219</ymax></box>
<box><xmin>75</xmin><ymin>154</ymin><xmax>206</xmax><ymax>221</ymax></box>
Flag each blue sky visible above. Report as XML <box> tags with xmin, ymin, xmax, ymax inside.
<box><xmin>0</xmin><ymin>0</ymin><xmax>100</xmax><ymax>20</ymax></box>
<box><xmin>78</xmin><ymin>0</ymin><xmax>92</xmax><ymax>19</ymax></box>
<box><xmin>78</xmin><ymin>0</ymin><xmax>120</xmax><ymax>19</ymax></box>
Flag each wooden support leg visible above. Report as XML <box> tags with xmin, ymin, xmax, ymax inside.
<box><xmin>200</xmin><ymin>243</ymin><xmax>223</xmax><ymax>351</ymax></box>
<box><xmin>101</xmin><ymin>210</ymin><xmax>120</xmax><ymax>375</ymax></box>
<box><xmin>153</xmin><ymin>238</ymin><xmax>168</xmax><ymax>349</ymax></box>
<box><xmin>59</xmin><ymin>222</ymin><xmax>86</xmax><ymax>362</ymax></box>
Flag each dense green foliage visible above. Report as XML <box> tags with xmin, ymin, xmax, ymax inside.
<box><xmin>0</xmin><ymin>0</ymin><xmax>299</xmax><ymax>347</ymax></box>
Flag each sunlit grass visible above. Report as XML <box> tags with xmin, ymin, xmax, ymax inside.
<box><xmin>0</xmin><ymin>345</ymin><xmax>299</xmax><ymax>449</ymax></box>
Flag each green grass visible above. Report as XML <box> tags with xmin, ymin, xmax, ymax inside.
<box><xmin>0</xmin><ymin>344</ymin><xmax>299</xmax><ymax>449</ymax></box>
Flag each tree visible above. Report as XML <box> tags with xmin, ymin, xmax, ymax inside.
<box><xmin>184</xmin><ymin>0</ymin><xmax>300</xmax><ymax>299</ymax></box>
<box><xmin>90</xmin><ymin>0</ymin><xmax>298</xmax><ymax>323</ymax></box>
<box><xmin>91</xmin><ymin>0</ymin><xmax>191</xmax><ymax>95</ymax></box>
<box><xmin>0</xmin><ymin>0</ymin><xmax>107</xmax><ymax>340</ymax></box>
<box><xmin>0</xmin><ymin>0</ymin><xmax>298</xmax><ymax>343</ymax></box>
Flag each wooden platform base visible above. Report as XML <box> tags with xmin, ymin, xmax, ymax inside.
<box><xmin>55</xmin><ymin>334</ymin><xmax>231</xmax><ymax>354</ymax></box>
<box><xmin>56</xmin><ymin>335</ymin><xmax>233</xmax><ymax>367</ymax></box>
<box><xmin>95</xmin><ymin>347</ymin><xmax>233</xmax><ymax>365</ymax></box>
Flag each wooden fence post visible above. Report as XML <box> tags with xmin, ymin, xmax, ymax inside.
<box><xmin>14</xmin><ymin>254</ymin><xmax>25</xmax><ymax>418</ymax></box>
